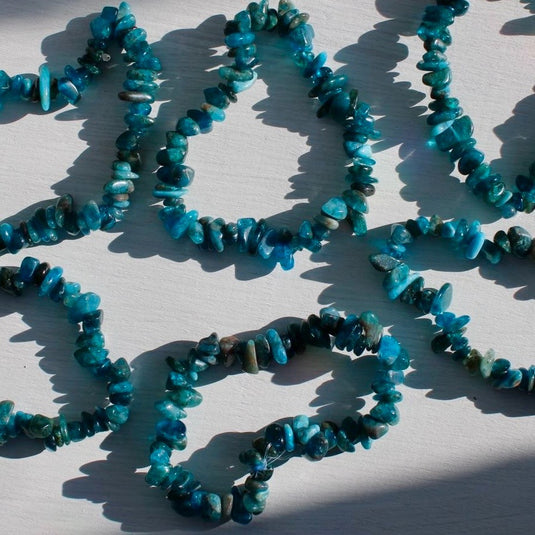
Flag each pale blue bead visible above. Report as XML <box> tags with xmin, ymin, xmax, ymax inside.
<box><xmin>265</xmin><ymin>328</ymin><xmax>287</xmax><ymax>365</ymax></box>
<box><xmin>296</xmin><ymin>424</ymin><xmax>320</xmax><ymax>445</ymax></box>
<box><xmin>388</xmin><ymin>272</ymin><xmax>421</xmax><ymax>300</ymax></box>
<box><xmin>321</xmin><ymin>197</ymin><xmax>347</xmax><ymax>221</ymax></box>
<box><xmin>441</xmin><ymin>221</ymin><xmax>456</xmax><ymax>238</ymax></box>
<box><xmin>378</xmin><ymin>335</ymin><xmax>401</xmax><ymax>366</ymax></box>
<box><xmin>38</xmin><ymin>64</ymin><xmax>51</xmax><ymax>112</ymax></box>
<box><xmin>229</xmin><ymin>70</ymin><xmax>258</xmax><ymax>93</ymax></box>
<box><xmin>68</xmin><ymin>292</ymin><xmax>101</xmax><ymax>323</ymax></box>
<box><xmin>168</xmin><ymin>210</ymin><xmax>199</xmax><ymax>240</ymax></box>
<box><xmin>430</xmin><ymin>119</ymin><xmax>454</xmax><ymax>138</ymax></box>
<box><xmin>465</xmin><ymin>231</ymin><xmax>485</xmax><ymax>259</ymax></box>
<box><xmin>38</xmin><ymin>266</ymin><xmax>63</xmax><ymax>297</ymax></box>
<box><xmin>283</xmin><ymin>423</ymin><xmax>295</xmax><ymax>452</ymax></box>
<box><xmin>430</xmin><ymin>283</ymin><xmax>453</xmax><ymax>315</ymax></box>
<box><xmin>292</xmin><ymin>414</ymin><xmax>309</xmax><ymax>432</ymax></box>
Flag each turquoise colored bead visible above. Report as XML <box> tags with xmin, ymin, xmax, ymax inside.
<box><xmin>265</xmin><ymin>328</ymin><xmax>287</xmax><ymax>365</ymax></box>
<box><xmin>38</xmin><ymin>64</ymin><xmax>51</xmax><ymax>112</ymax></box>
<box><xmin>321</xmin><ymin>197</ymin><xmax>348</xmax><ymax>220</ymax></box>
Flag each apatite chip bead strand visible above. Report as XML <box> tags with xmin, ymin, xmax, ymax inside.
<box><xmin>146</xmin><ymin>308</ymin><xmax>408</xmax><ymax>523</ymax></box>
<box><xmin>0</xmin><ymin>257</ymin><xmax>133</xmax><ymax>450</ymax></box>
<box><xmin>417</xmin><ymin>0</ymin><xmax>535</xmax><ymax>218</ymax></box>
<box><xmin>154</xmin><ymin>0</ymin><xmax>380</xmax><ymax>269</ymax></box>
<box><xmin>0</xmin><ymin>2</ymin><xmax>161</xmax><ymax>256</ymax></box>
<box><xmin>369</xmin><ymin>215</ymin><xmax>535</xmax><ymax>393</ymax></box>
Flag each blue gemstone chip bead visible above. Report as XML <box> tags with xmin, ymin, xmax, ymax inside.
<box><xmin>146</xmin><ymin>307</ymin><xmax>408</xmax><ymax>524</ymax></box>
<box><xmin>370</xmin><ymin>214</ymin><xmax>533</xmax><ymax>394</ymax></box>
<box><xmin>0</xmin><ymin>257</ymin><xmax>133</xmax><ymax>450</ymax></box>
<box><xmin>154</xmin><ymin>0</ymin><xmax>380</xmax><ymax>269</ymax></box>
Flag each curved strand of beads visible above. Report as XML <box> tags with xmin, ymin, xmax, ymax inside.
<box><xmin>0</xmin><ymin>257</ymin><xmax>133</xmax><ymax>451</ymax></box>
<box><xmin>145</xmin><ymin>307</ymin><xmax>409</xmax><ymax>523</ymax></box>
<box><xmin>369</xmin><ymin>215</ymin><xmax>535</xmax><ymax>392</ymax></box>
<box><xmin>154</xmin><ymin>0</ymin><xmax>380</xmax><ymax>270</ymax></box>
<box><xmin>0</xmin><ymin>2</ymin><xmax>161</xmax><ymax>256</ymax></box>
<box><xmin>416</xmin><ymin>0</ymin><xmax>535</xmax><ymax>218</ymax></box>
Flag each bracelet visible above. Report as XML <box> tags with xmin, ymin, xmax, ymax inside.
<box><xmin>416</xmin><ymin>0</ymin><xmax>535</xmax><ymax>218</ymax></box>
<box><xmin>369</xmin><ymin>215</ymin><xmax>535</xmax><ymax>391</ymax></box>
<box><xmin>0</xmin><ymin>256</ymin><xmax>133</xmax><ymax>450</ymax></box>
<box><xmin>145</xmin><ymin>307</ymin><xmax>409</xmax><ymax>523</ymax></box>
<box><xmin>153</xmin><ymin>0</ymin><xmax>380</xmax><ymax>270</ymax></box>
<box><xmin>0</xmin><ymin>2</ymin><xmax>161</xmax><ymax>256</ymax></box>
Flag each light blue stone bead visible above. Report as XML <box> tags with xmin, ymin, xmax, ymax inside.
<box><xmin>493</xmin><ymin>369</ymin><xmax>523</xmax><ymax>389</ymax></box>
<box><xmin>370</xmin><ymin>402</ymin><xmax>400</xmax><ymax>425</ymax></box>
<box><xmin>321</xmin><ymin>197</ymin><xmax>348</xmax><ymax>220</ymax></box>
<box><xmin>145</xmin><ymin>463</ymin><xmax>171</xmax><ymax>486</ymax></box>
<box><xmin>430</xmin><ymin>283</ymin><xmax>453</xmax><ymax>315</ymax></box>
<box><xmin>229</xmin><ymin>70</ymin><xmax>258</xmax><ymax>93</ymax></box>
<box><xmin>465</xmin><ymin>231</ymin><xmax>485</xmax><ymax>259</ymax></box>
<box><xmin>74</xmin><ymin>346</ymin><xmax>109</xmax><ymax>367</ymax></box>
<box><xmin>77</xmin><ymin>201</ymin><xmax>102</xmax><ymax>234</ymax></box>
<box><xmin>292</xmin><ymin>414</ymin><xmax>309</xmax><ymax>433</ymax></box>
<box><xmin>155</xmin><ymin>400</ymin><xmax>187</xmax><ymax>420</ymax></box>
<box><xmin>67</xmin><ymin>292</ymin><xmax>101</xmax><ymax>323</ymax></box>
<box><xmin>378</xmin><ymin>335</ymin><xmax>401</xmax><ymax>367</ymax></box>
<box><xmin>105</xmin><ymin>404</ymin><xmax>129</xmax><ymax>425</ymax></box>
<box><xmin>225</xmin><ymin>32</ymin><xmax>255</xmax><ymax>48</ymax></box>
<box><xmin>18</xmin><ymin>256</ymin><xmax>40</xmax><ymax>282</ymax></box>
<box><xmin>296</xmin><ymin>423</ymin><xmax>320</xmax><ymax>445</ymax></box>
<box><xmin>265</xmin><ymin>329</ymin><xmax>287</xmax><ymax>364</ymax></box>
<box><xmin>168</xmin><ymin>385</ymin><xmax>202</xmax><ymax>408</ymax></box>
<box><xmin>390</xmin><ymin>224</ymin><xmax>413</xmax><ymax>245</ymax></box>
<box><xmin>163</xmin><ymin>209</ymin><xmax>199</xmax><ymax>240</ymax></box>
<box><xmin>188</xmin><ymin>220</ymin><xmax>204</xmax><ymax>244</ymax></box>
<box><xmin>38</xmin><ymin>64</ymin><xmax>51</xmax><ymax>112</ymax></box>
<box><xmin>342</xmin><ymin>189</ymin><xmax>368</xmax><ymax>213</ymax></box>
<box><xmin>435</xmin><ymin>312</ymin><xmax>470</xmax><ymax>333</ymax></box>
<box><xmin>283</xmin><ymin>423</ymin><xmax>295</xmax><ymax>452</ymax></box>
<box><xmin>388</xmin><ymin>272</ymin><xmax>421</xmax><ymax>300</ymax></box>
<box><xmin>38</xmin><ymin>266</ymin><xmax>63</xmax><ymax>297</ymax></box>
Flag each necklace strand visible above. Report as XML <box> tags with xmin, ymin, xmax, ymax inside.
<box><xmin>153</xmin><ymin>0</ymin><xmax>380</xmax><ymax>270</ymax></box>
<box><xmin>0</xmin><ymin>2</ymin><xmax>160</xmax><ymax>256</ymax></box>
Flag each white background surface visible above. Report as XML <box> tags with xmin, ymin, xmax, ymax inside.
<box><xmin>0</xmin><ymin>1</ymin><xmax>534</xmax><ymax>533</ymax></box>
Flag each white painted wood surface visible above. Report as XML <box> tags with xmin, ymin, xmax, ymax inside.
<box><xmin>0</xmin><ymin>1</ymin><xmax>533</xmax><ymax>533</ymax></box>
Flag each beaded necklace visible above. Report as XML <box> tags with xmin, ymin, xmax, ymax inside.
<box><xmin>153</xmin><ymin>0</ymin><xmax>380</xmax><ymax>270</ymax></box>
<box><xmin>146</xmin><ymin>307</ymin><xmax>408</xmax><ymax>523</ymax></box>
<box><xmin>369</xmin><ymin>215</ymin><xmax>535</xmax><ymax>392</ymax></box>
<box><xmin>0</xmin><ymin>256</ymin><xmax>133</xmax><ymax>451</ymax></box>
<box><xmin>417</xmin><ymin>0</ymin><xmax>535</xmax><ymax>218</ymax></box>
<box><xmin>0</xmin><ymin>2</ymin><xmax>160</xmax><ymax>256</ymax></box>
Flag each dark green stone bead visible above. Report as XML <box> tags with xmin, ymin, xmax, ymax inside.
<box><xmin>22</xmin><ymin>414</ymin><xmax>54</xmax><ymax>439</ymax></box>
<box><xmin>422</xmin><ymin>68</ymin><xmax>451</xmax><ymax>89</ymax></box>
<box><xmin>490</xmin><ymin>358</ymin><xmax>511</xmax><ymax>378</ymax></box>
<box><xmin>370</xmin><ymin>402</ymin><xmax>399</xmax><ymax>425</ymax></box>
<box><xmin>507</xmin><ymin>226</ymin><xmax>532</xmax><ymax>257</ymax></box>
<box><xmin>435</xmin><ymin>115</ymin><xmax>473</xmax><ymax>151</ymax></box>
<box><xmin>362</xmin><ymin>415</ymin><xmax>389</xmax><ymax>440</ymax></box>
<box><xmin>242</xmin><ymin>340</ymin><xmax>259</xmax><ymax>374</ymax></box>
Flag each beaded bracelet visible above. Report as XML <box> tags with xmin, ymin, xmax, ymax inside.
<box><xmin>153</xmin><ymin>0</ymin><xmax>380</xmax><ymax>270</ymax></box>
<box><xmin>0</xmin><ymin>256</ymin><xmax>133</xmax><ymax>451</ymax></box>
<box><xmin>0</xmin><ymin>2</ymin><xmax>161</xmax><ymax>256</ymax></box>
<box><xmin>416</xmin><ymin>0</ymin><xmax>535</xmax><ymax>218</ymax></box>
<box><xmin>369</xmin><ymin>215</ymin><xmax>535</xmax><ymax>392</ymax></box>
<box><xmin>145</xmin><ymin>307</ymin><xmax>409</xmax><ymax>523</ymax></box>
